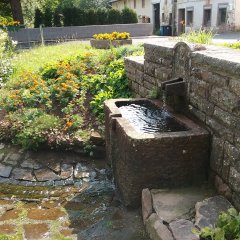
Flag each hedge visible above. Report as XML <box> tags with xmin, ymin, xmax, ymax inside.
<box><xmin>34</xmin><ymin>7</ymin><xmax>138</xmax><ymax>27</ymax></box>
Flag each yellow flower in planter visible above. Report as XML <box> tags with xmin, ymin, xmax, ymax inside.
<box><xmin>93</xmin><ymin>32</ymin><xmax>131</xmax><ymax>41</ymax></box>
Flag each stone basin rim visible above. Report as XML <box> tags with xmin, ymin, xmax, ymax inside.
<box><xmin>105</xmin><ymin>98</ymin><xmax>209</xmax><ymax>139</ymax></box>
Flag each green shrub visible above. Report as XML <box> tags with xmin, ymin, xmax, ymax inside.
<box><xmin>53</xmin><ymin>8</ymin><xmax>62</xmax><ymax>27</ymax></box>
<box><xmin>193</xmin><ymin>208</ymin><xmax>240</xmax><ymax>240</ymax></box>
<box><xmin>86</xmin><ymin>9</ymin><xmax>97</xmax><ymax>25</ymax></box>
<box><xmin>96</xmin><ymin>8</ymin><xmax>108</xmax><ymax>25</ymax></box>
<box><xmin>34</xmin><ymin>8</ymin><xmax>43</xmax><ymax>28</ymax></box>
<box><xmin>9</xmin><ymin>109</ymin><xmax>62</xmax><ymax>149</ymax></box>
<box><xmin>121</xmin><ymin>7</ymin><xmax>138</xmax><ymax>24</ymax></box>
<box><xmin>43</xmin><ymin>7</ymin><xmax>53</xmax><ymax>27</ymax></box>
<box><xmin>108</xmin><ymin>9</ymin><xmax>122</xmax><ymax>24</ymax></box>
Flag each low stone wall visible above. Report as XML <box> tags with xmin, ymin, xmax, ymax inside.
<box><xmin>125</xmin><ymin>41</ymin><xmax>240</xmax><ymax>210</ymax></box>
<box><xmin>9</xmin><ymin>23</ymin><xmax>153</xmax><ymax>46</ymax></box>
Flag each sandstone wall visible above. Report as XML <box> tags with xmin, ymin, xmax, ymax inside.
<box><xmin>124</xmin><ymin>42</ymin><xmax>240</xmax><ymax>209</ymax></box>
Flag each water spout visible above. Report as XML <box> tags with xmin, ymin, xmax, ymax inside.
<box><xmin>161</xmin><ymin>78</ymin><xmax>186</xmax><ymax>113</ymax></box>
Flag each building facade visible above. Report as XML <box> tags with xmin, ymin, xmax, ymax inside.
<box><xmin>110</xmin><ymin>0</ymin><xmax>240</xmax><ymax>34</ymax></box>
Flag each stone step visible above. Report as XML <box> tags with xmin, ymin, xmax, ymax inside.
<box><xmin>142</xmin><ymin>187</ymin><xmax>233</xmax><ymax>240</ymax></box>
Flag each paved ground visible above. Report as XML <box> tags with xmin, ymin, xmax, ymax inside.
<box><xmin>0</xmin><ymin>143</ymin><xmax>149</xmax><ymax>240</ymax></box>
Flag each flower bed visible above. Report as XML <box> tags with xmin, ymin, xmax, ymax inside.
<box><xmin>91</xmin><ymin>32</ymin><xmax>132</xmax><ymax>49</ymax></box>
<box><xmin>0</xmin><ymin>44</ymin><xmax>143</xmax><ymax>151</ymax></box>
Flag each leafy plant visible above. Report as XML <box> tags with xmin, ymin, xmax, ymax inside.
<box><xmin>193</xmin><ymin>208</ymin><xmax>240</xmax><ymax>240</ymax></box>
<box><xmin>121</xmin><ymin>7</ymin><xmax>138</xmax><ymax>24</ymax></box>
<box><xmin>179</xmin><ymin>29</ymin><xmax>214</xmax><ymax>44</ymax></box>
<box><xmin>223</xmin><ymin>42</ymin><xmax>240</xmax><ymax>49</ymax></box>
<box><xmin>8</xmin><ymin>109</ymin><xmax>62</xmax><ymax>149</ymax></box>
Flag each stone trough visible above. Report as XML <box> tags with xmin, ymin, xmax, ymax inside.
<box><xmin>104</xmin><ymin>98</ymin><xmax>210</xmax><ymax>207</ymax></box>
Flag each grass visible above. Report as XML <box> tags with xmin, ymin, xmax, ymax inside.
<box><xmin>178</xmin><ymin>29</ymin><xmax>214</xmax><ymax>45</ymax></box>
<box><xmin>11</xmin><ymin>42</ymin><xmax>94</xmax><ymax>76</ymax></box>
<box><xmin>222</xmin><ymin>41</ymin><xmax>240</xmax><ymax>49</ymax></box>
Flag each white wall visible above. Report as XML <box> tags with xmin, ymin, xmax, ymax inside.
<box><xmin>177</xmin><ymin>0</ymin><xmax>236</xmax><ymax>33</ymax></box>
<box><xmin>112</xmin><ymin>0</ymin><xmax>153</xmax><ymax>23</ymax></box>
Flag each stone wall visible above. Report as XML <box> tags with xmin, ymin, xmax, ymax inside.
<box><xmin>124</xmin><ymin>41</ymin><xmax>240</xmax><ymax>210</ymax></box>
<box><xmin>9</xmin><ymin>23</ymin><xmax>153</xmax><ymax>47</ymax></box>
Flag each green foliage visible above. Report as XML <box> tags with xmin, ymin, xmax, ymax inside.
<box><xmin>34</xmin><ymin>8</ymin><xmax>43</xmax><ymax>28</ymax></box>
<box><xmin>121</xmin><ymin>7</ymin><xmax>138</xmax><ymax>24</ymax></box>
<box><xmin>108</xmin><ymin>9</ymin><xmax>122</xmax><ymax>24</ymax></box>
<box><xmin>179</xmin><ymin>29</ymin><xmax>214</xmax><ymax>44</ymax></box>
<box><xmin>0</xmin><ymin>31</ymin><xmax>14</xmax><ymax>85</ymax></box>
<box><xmin>8</xmin><ymin>108</ymin><xmax>61</xmax><ymax>149</ymax></box>
<box><xmin>43</xmin><ymin>7</ymin><xmax>53</xmax><ymax>27</ymax></box>
<box><xmin>0</xmin><ymin>43</ymin><xmax>143</xmax><ymax>149</ymax></box>
<box><xmin>193</xmin><ymin>208</ymin><xmax>240</xmax><ymax>240</ymax></box>
<box><xmin>223</xmin><ymin>42</ymin><xmax>240</xmax><ymax>49</ymax></box>
<box><xmin>90</xmin><ymin>59</ymin><xmax>132</xmax><ymax>121</ymax></box>
<box><xmin>53</xmin><ymin>8</ymin><xmax>62</xmax><ymax>27</ymax></box>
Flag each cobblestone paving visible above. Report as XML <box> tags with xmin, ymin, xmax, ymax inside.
<box><xmin>0</xmin><ymin>143</ymin><xmax>149</xmax><ymax>240</ymax></box>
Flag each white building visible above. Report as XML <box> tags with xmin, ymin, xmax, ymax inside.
<box><xmin>177</xmin><ymin>0</ymin><xmax>240</xmax><ymax>34</ymax></box>
<box><xmin>110</xmin><ymin>0</ymin><xmax>240</xmax><ymax>35</ymax></box>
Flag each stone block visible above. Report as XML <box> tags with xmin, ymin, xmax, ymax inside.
<box><xmin>27</xmin><ymin>208</ymin><xmax>65</xmax><ymax>220</ymax></box>
<box><xmin>206</xmin><ymin>117</ymin><xmax>233</xmax><ymax>143</ymax></box>
<box><xmin>229</xmin><ymin>78</ymin><xmax>240</xmax><ymax>97</ymax></box>
<box><xmin>232</xmin><ymin>192</ymin><xmax>240</xmax><ymax>211</ymax></box>
<box><xmin>145</xmin><ymin>213</ymin><xmax>174</xmax><ymax>240</ymax></box>
<box><xmin>210</xmin><ymin>87</ymin><xmax>239</xmax><ymax>113</ymax></box>
<box><xmin>142</xmin><ymin>188</ymin><xmax>153</xmax><ymax>224</ymax></box>
<box><xmin>169</xmin><ymin>219</ymin><xmax>199</xmax><ymax>240</ymax></box>
<box><xmin>213</xmin><ymin>106</ymin><xmax>238</xmax><ymax>128</ymax></box>
<box><xmin>144</xmin><ymin>74</ymin><xmax>157</xmax><ymax>86</ymax></box>
<box><xmin>195</xmin><ymin>196</ymin><xmax>233</xmax><ymax>229</ymax></box>
<box><xmin>144</xmin><ymin>61</ymin><xmax>159</xmax><ymax>77</ymax></box>
<box><xmin>0</xmin><ymin>163</ymin><xmax>12</xmax><ymax>178</ymax></box>
<box><xmin>210</xmin><ymin>136</ymin><xmax>224</xmax><ymax>175</ymax></box>
<box><xmin>229</xmin><ymin>167</ymin><xmax>240</xmax><ymax>192</ymax></box>
<box><xmin>190</xmin><ymin>78</ymin><xmax>209</xmax><ymax>98</ymax></box>
<box><xmin>23</xmin><ymin>223</ymin><xmax>49</xmax><ymax>239</ymax></box>
<box><xmin>214</xmin><ymin>175</ymin><xmax>232</xmax><ymax>200</ymax></box>
<box><xmin>151</xmin><ymin>187</ymin><xmax>214</xmax><ymax>223</ymax></box>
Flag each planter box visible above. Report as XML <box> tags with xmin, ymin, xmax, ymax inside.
<box><xmin>90</xmin><ymin>39</ymin><xmax>132</xmax><ymax>49</ymax></box>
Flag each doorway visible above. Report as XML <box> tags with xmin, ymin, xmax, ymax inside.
<box><xmin>178</xmin><ymin>8</ymin><xmax>185</xmax><ymax>34</ymax></box>
<box><xmin>153</xmin><ymin>3</ymin><xmax>160</xmax><ymax>32</ymax></box>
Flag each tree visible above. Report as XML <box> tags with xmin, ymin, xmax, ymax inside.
<box><xmin>0</xmin><ymin>0</ymin><xmax>24</xmax><ymax>24</ymax></box>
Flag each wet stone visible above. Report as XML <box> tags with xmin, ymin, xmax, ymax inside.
<box><xmin>27</xmin><ymin>208</ymin><xmax>65</xmax><ymax>221</ymax></box>
<box><xmin>34</xmin><ymin>168</ymin><xmax>60</xmax><ymax>181</ymax></box>
<box><xmin>11</xmin><ymin>168</ymin><xmax>35</xmax><ymax>181</ymax></box>
<box><xmin>46</xmin><ymin>162</ymin><xmax>61</xmax><ymax>173</ymax></box>
<box><xmin>0</xmin><ymin>209</ymin><xmax>20</xmax><ymax>221</ymax></box>
<box><xmin>195</xmin><ymin>196</ymin><xmax>233</xmax><ymax>229</ymax></box>
<box><xmin>24</xmin><ymin>223</ymin><xmax>49</xmax><ymax>239</ymax></box>
<box><xmin>0</xmin><ymin>163</ymin><xmax>12</xmax><ymax>178</ymax></box>
<box><xmin>0</xmin><ymin>224</ymin><xmax>16</xmax><ymax>235</ymax></box>
<box><xmin>60</xmin><ymin>164</ymin><xmax>73</xmax><ymax>179</ymax></box>
<box><xmin>21</xmin><ymin>159</ymin><xmax>42</xmax><ymax>170</ymax></box>
<box><xmin>0</xmin><ymin>153</ymin><xmax>4</xmax><ymax>162</ymax></box>
<box><xmin>3</xmin><ymin>153</ymin><xmax>22</xmax><ymax>166</ymax></box>
<box><xmin>169</xmin><ymin>219</ymin><xmax>199</xmax><ymax>240</ymax></box>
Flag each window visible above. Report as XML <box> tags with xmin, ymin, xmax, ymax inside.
<box><xmin>169</xmin><ymin>13</ymin><xmax>172</xmax><ymax>25</ymax></box>
<box><xmin>142</xmin><ymin>0</ymin><xmax>145</xmax><ymax>8</ymax></box>
<box><xmin>134</xmin><ymin>0</ymin><xmax>136</xmax><ymax>8</ymax></box>
<box><xmin>203</xmin><ymin>8</ymin><xmax>211</xmax><ymax>26</ymax></box>
<box><xmin>162</xmin><ymin>13</ymin><xmax>165</xmax><ymax>22</ymax></box>
<box><xmin>218</xmin><ymin>7</ymin><xmax>227</xmax><ymax>25</ymax></box>
<box><xmin>186</xmin><ymin>9</ymin><xmax>193</xmax><ymax>26</ymax></box>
